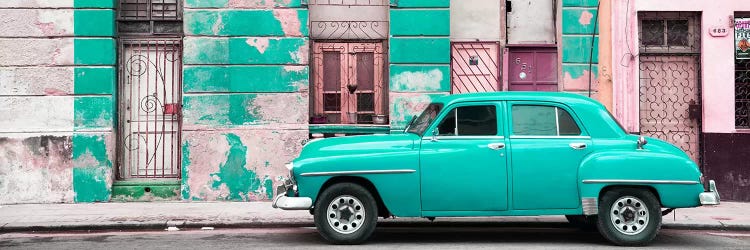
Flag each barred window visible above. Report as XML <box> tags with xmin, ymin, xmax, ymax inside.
<box><xmin>736</xmin><ymin>15</ymin><xmax>750</xmax><ymax>129</ymax></box>
<box><xmin>118</xmin><ymin>0</ymin><xmax>182</xmax><ymax>35</ymax></box>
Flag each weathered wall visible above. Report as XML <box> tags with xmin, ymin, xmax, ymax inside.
<box><xmin>389</xmin><ymin>0</ymin><xmax>451</xmax><ymax>131</ymax></box>
<box><xmin>612</xmin><ymin>0</ymin><xmax>750</xmax><ymax>134</ymax></box>
<box><xmin>450</xmin><ymin>0</ymin><xmax>501</xmax><ymax>42</ymax></box>
<box><xmin>609</xmin><ymin>0</ymin><xmax>750</xmax><ymax>201</ymax></box>
<box><xmin>561</xmin><ymin>0</ymin><xmax>599</xmax><ymax>96</ymax></box>
<box><xmin>0</xmin><ymin>0</ymin><xmax>116</xmax><ymax>204</ymax></box>
<box><xmin>181</xmin><ymin>0</ymin><xmax>309</xmax><ymax>201</ymax></box>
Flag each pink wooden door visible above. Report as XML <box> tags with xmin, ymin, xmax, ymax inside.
<box><xmin>312</xmin><ymin>42</ymin><xmax>384</xmax><ymax>124</ymax></box>
<box><xmin>451</xmin><ymin>42</ymin><xmax>501</xmax><ymax>93</ymax></box>
<box><xmin>507</xmin><ymin>48</ymin><xmax>558</xmax><ymax>91</ymax></box>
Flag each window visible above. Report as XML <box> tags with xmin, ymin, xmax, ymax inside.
<box><xmin>118</xmin><ymin>0</ymin><xmax>182</xmax><ymax>35</ymax></box>
<box><xmin>312</xmin><ymin>42</ymin><xmax>385</xmax><ymax>124</ymax></box>
<box><xmin>639</xmin><ymin>12</ymin><xmax>700</xmax><ymax>54</ymax></box>
<box><xmin>406</xmin><ymin>103</ymin><xmax>442</xmax><ymax>136</ymax></box>
<box><xmin>512</xmin><ymin>105</ymin><xmax>581</xmax><ymax>136</ymax></box>
<box><xmin>736</xmin><ymin>15</ymin><xmax>750</xmax><ymax>128</ymax></box>
<box><xmin>436</xmin><ymin>105</ymin><xmax>498</xmax><ymax>136</ymax></box>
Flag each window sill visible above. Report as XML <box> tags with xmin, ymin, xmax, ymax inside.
<box><xmin>734</xmin><ymin>129</ymin><xmax>750</xmax><ymax>134</ymax></box>
<box><xmin>309</xmin><ymin>124</ymin><xmax>390</xmax><ymax>135</ymax></box>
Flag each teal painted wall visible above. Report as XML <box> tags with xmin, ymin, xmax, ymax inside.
<box><xmin>561</xmin><ymin>0</ymin><xmax>600</xmax><ymax>93</ymax></box>
<box><xmin>181</xmin><ymin>3</ymin><xmax>310</xmax><ymax>201</ymax></box>
<box><xmin>389</xmin><ymin>1</ymin><xmax>451</xmax><ymax>131</ymax></box>
<box><xmin>72</xmin><ymin>1</ymin><xmax>117</xmax><ymax>202</ymax></box>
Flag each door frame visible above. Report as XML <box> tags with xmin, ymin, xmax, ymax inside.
<box><xmin>310</xmin><ymin>41</ymin><xmax>387</xmax><ymax>125</ymax></box>
<box><xmin>503</xmin><ymin>44</ymin><xmax>560</xmax><ymax>91</ymax></box>
<box><xmin>115</xmin><ymin>37</ymin><xmax>184</xmax><ymax>180</ymax></box>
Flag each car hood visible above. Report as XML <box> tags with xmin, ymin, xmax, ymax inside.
<box><xmin>298</xmin><ymin>133</ymin><xmax>420</xmax><ymax>159</ymax></box>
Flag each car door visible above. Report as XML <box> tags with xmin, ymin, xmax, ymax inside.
<box><xmin>420</xmin><ymin>102</ymin><xmax>509</xmax><ymax>212</ymax></box>
<box><xmin>507</xmin><ymin>102</ymin><xmax>591</xmax><ymax>210</ymax></box>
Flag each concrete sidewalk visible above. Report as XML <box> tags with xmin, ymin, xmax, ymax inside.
<box><xmin>0</xmin><ymin>202</ymin><xmax>748</xmax><ymax>232</ymax></box>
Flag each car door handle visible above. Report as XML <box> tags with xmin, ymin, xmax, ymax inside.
<box><xmin>487</xmin><ymin>143</ymin><xmax>505</xmax><ymax>150</ymax></box>
<box><xmin>569</xmin><ymin>142</ymin><xmax>587</xmax><ymax>150</ymax></box>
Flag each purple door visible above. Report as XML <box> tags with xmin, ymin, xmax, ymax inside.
<box><xmin>507</xmin><ymin>48</ymin><xmax>558</xmax><ymax>91</ymax></box>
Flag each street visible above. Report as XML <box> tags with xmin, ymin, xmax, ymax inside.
<box><xmin>2</xmin><ymin>226</ymin><xmax>749</xmax><ymax>249</ymax></box>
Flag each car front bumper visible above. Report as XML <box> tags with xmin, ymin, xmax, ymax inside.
<box><xmin>699</xmin><ymin>180</ymin><xmax>720</xmax><ymax>205</ymax></box>
<box><xmin>271</xmin><ymin>179</ymin><xmax>312</xmax><ymax>210</ymax></box>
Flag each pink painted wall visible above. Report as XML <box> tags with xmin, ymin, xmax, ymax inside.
<box><xmin>611</xmin><ymin>0</ymin><xmax>750</xmax><ymax>133</ymax></box>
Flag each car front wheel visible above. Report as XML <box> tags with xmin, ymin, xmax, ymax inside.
<box><xmin>597</xmin><ymin>188</ymin><xmax>662</xmax><ymax>246</ymax></box>
<box><xmin>314</xmin><ymin>183</ymin><xmax>378</xmax><ymax>245</ymax></box>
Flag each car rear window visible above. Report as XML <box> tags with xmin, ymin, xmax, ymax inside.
<box><xmin>512</xmin><ymin>105</ymin><xmax>581</xmax><ymax>136</ymax></box>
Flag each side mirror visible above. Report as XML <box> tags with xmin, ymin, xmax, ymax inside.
<box><xmin>637</xmin><ymin>136</ymin><xmax>648</xmax><ymax>149</ymax></box>
<box><xmin>431</xmin><ymin>128</ymin><xmax>439</xmax><ymax>142</ymax></box>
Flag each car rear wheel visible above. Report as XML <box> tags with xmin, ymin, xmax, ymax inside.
<box><xmin>314</xmin><ymin>183</ymin><xmax>378</xmax><ymax>244</ymax></box>
<box><xmin>597</xmin><ymin>188</ymin><xmax>662</xmax><ymax>246</ymax></box>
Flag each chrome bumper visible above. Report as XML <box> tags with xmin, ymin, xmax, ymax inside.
<box><xmin>270</xmin><ymin>179</ymin><xmax>312</xmax><ymax>210</ymax></box>
<box><xmin>272</xmin><ymin>193</ymin><xmax>312</xmax><ymax>210</ymax></box>
<box><xmin>699</xmin><ymin>180</ymin><xmax>720</xmax><ymax>205</ymax></box>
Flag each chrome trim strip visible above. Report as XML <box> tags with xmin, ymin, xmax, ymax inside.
<box><xmin>582</xmin><ymin>179</ymin><xmax>700</xmax><ymax>185</ymax></box>
<box><xmin>300</xmin><ymin>169</ymin><xmax>416</xmax><ymax>177</ymax></box>
<box><xmin>510</xmin><ymin>135</ymin><xmax>591</xmax><ymax>139</ymax></box>
<box><xmin>428</xmin><ymin>136</ymin><xmax>505</xmax><ymax>140</ymax></box>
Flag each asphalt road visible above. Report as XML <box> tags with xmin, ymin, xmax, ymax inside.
<box><xmin>2</xmin><ymin>226</ymin><xmax>749</xmax><ymax>249</ymax></box>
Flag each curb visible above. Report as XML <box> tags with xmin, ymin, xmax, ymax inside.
<box><xmin>3</xmin><ymin>220</ymin><xmax>749</xmax><ymax>233</ymax></box>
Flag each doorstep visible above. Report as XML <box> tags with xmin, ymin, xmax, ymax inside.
<box><xmin>111</xmin><ymin>179</ymin><xmax>181</xmax><ymax>202</ymax></box>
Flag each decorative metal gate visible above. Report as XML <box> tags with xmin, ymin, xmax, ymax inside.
<box><xmin>638</xmin><ymin>12</ymin><xmax>702</xmax><ymax>163</ymax></box>
<box><xmin>117</xmin><ymin>38</ymin><xmax>183</xmax><ymax>179</ymax></box>
<box><xmin>451</xmin><ymin>42</ymin><xmax>501</xmax><ymax>93</ymax></box>
<box><xmin>311</xmin><ymin>42</ymin><xmax>385</xmax><ymax>124</ymax></box>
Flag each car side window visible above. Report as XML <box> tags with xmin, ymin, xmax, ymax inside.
<box><xmin>512</xmin><ymin>105</ymin><xmax>581</xmax><ymax>136</ymax></box>
<box><xmin>436</xmin><ymin>105</ymin><xmax>498</xmax><ymax>136</ymax></box>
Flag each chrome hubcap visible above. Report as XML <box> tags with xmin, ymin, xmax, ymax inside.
<box><xmin>610</xmin><ymin>196</ymin><xmax>649</xmax><ymax>235</ymax></box>
<box><xmin>326</xmin><ymin>195</ymin><xmax>365</xmax><ymax>234</ymax></box>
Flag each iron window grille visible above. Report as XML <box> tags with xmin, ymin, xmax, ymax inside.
<box><xmin>736</xmin><ymin>14</ymin><xmax>750</xmax><ymax>128</ymax></box>
<box><xmin>118</xmin><ymin>0</ymin><xmax>183</xmax><ymax>35</ymax></box>
<box><xmin>638</xmin><ymin>12</ymin><xmax>700</xmax><ymax>54</ymax></box>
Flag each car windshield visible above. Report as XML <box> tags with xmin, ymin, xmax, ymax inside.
<box><xmin>406</xmin><ymin>103</ymin><xmax>443</xmax><ymax>136</ymax></box>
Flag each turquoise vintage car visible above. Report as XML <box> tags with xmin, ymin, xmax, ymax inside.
<box><xmin>272</xmin><ymin>92</ymin><xmax>720</xmax><ymax>246</ymax></box>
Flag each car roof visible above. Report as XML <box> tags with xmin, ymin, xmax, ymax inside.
<box><xmin>431</xmin><ymin>91</ymin><xmax>600</xmax><ymax>107</ymax></box>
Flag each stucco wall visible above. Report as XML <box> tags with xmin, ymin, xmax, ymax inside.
<box><xmin>0</xmin><ymin>0</ymin><xmax>116</xmax><ymax>204</ymax></box>
<box><xmin>561</xmin><ymin>0</ymin><xmax>599</xmax><ymax>95</ymax></box>
<box><xmin>389</xmin><ymin>0</ymin><xmax>451</xmax><ymax>131</ymax></box>
<box><xmin>180</xmin><ymin>0</ymin><xmax>309</xmax><ymax>201</ymax></box>
<box><xmin>450</xmin><ymin>0</ymin><xmax>502</xmax><ymax>42</ymax></box>
<box><xmin>612</xmin><ymin>0</ymin><xmax>750</xmax><ymax>134</ymax></box>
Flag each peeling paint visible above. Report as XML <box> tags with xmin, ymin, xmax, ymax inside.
<box><xmin>563</xmin><ymin>70</ymin><xmax>598</xmax><ymax>92</ymax></box>
<box><xmin>227</xmin><ymin>0</ymin><xmax>293</xmax><ymax>9</ymax></box>
<box><xmin>72</xmin><ymin>134</ymin><xmax>113</xmax><ymax>203</ymax></box>
<box><xmin>0</xmin><ymin>135</ymin><xmax>74</xmax><ymax>204</ymax></box>
<box><xmin>290</xmin><ymin>41</ymin><xmax>309</xmax><ymax>64</ymax></box>
<box><xmin>391</xmin><ymin>69</ymin><xmax>444</xmax><ymax>92</ymax></box>
<box><xmin>249</xmin><ymin>94</ymin><xmax>307</xmax><ymax>124</ymax></box>
<box><xmin>212</xmin><ymin>13</ymin><xmax>224</xmax><ymax>35</ymax></box>
<box><xmin>579</xmin><ymin>10</ymin><xmax>594</xmax><ymax>25</ymax></box>
<box><xmin>181</xmin><ymin>141</ymin><xmax>191</xmax><ymax>200</ymax></box>
<box><xmin>272</xmin><ymin>9</ymin><xmax>302</xmax><ymax>37</ymax></box>
<box><xmin>245</xmin><ymin>37</ymin><xmax>271</xmax><ymax>54</ymax></box>
<box><xmin>181</xmin><ymin>130</ymin><xmax>307</xmax><ymax>201</ymax></box>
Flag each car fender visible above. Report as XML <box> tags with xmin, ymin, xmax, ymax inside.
<box><xmin>577</xmin><ymin>150</ymin><xmax>703</xmax><ymax>210</ymax></box>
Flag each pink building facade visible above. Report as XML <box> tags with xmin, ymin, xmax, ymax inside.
<box><xmin>609</xmin><ymin>0</ymin><xmax>750</xmax><ymax>201</ymax></box>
